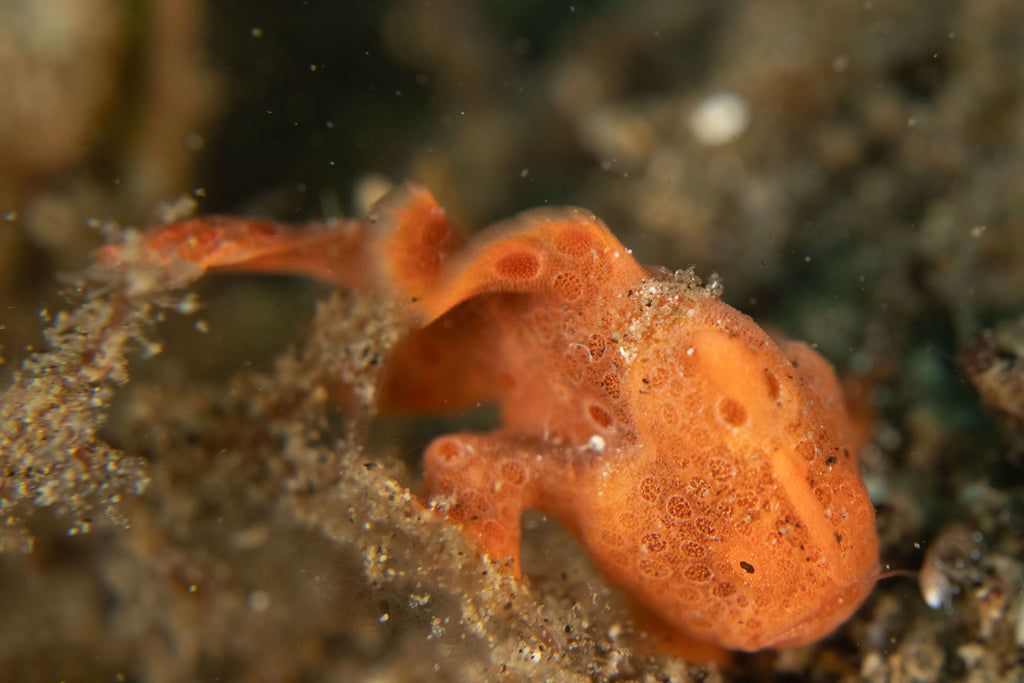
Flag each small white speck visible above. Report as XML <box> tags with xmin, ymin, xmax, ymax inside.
<box><xmin>520</xmin><ymin>168</ymin><xmax>530</xmax><ymax>178</ymax></box>
<box><xmin>587</xmin><ymin>435</ymin><xmax>606</xmax><ymax>452</ymax></box>
<box><xmin>690</xmin><ymin>92</ymin><xmax>751</xmax><ymax>146</ymax></box>
<box><xmin>248</xmin><ymin>590</ymin><xmax>271</xmax><ymax>612</ymax></box>
<box><xmin>379</xmin><ymin>613</ymin><xmax>390</xmax><ymax>623</ymax></box>
<box><xmin>177</xmin><ymin>294</ymin><xmax>200</xmax><ymax>315</ymax></box>
<box><xmin>686</xmin><ymin>348</ymin><xmax>694</xmax><ymax>356</ymax></box>
<box><xmin>409</xmin><ymin>593</ymin><xmax>431</xmax><ymax>607</ymax></box>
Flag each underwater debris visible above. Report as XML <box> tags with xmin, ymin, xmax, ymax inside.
<box><xmin>962</xmin><ymin>320</ymin><xmax>1024</xmax><ymax>428</ymax></box>
<box><xmin>0</xmin><ymin>249</ymin><xmax>195</xmax><ymax>551</ymax></box>
<box><xmin>919</xmin><ymin>524</ymin><xmax>982</xmax><ymax>611</ymax></box>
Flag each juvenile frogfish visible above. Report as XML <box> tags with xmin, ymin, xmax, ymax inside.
<box><xmin>104</xmin><ymin>182</ymin><xmax>879</xmax><ymax>660</ymax></box>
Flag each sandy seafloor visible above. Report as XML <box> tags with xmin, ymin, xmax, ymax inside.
<box><xmin>2</xmin><ymin>1</ymin><xmax>1024</xmax><ymax>681</ymax></box>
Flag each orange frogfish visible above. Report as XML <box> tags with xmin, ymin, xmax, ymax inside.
<box><xmin>105</xmin><ymin>182</ymin><xmax>879</xmax><ymax>659</ymax></box>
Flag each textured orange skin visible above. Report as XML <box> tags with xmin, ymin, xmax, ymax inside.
<box><xmin>108</xmin><ymin>182</ymin><xmax>879</xmax><ymax>658</ymax></box>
